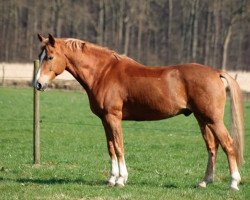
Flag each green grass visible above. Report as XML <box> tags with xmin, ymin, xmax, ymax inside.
<box><xmin>0</xmin><ymin>87</ymin><xmax>249</xmax><ymax>199</ymax></box>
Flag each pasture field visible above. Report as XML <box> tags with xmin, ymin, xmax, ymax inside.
<box><xmin>0</xmin><ymin>87</ymin><xmax>249</xmax><ymax>200</ymax></box>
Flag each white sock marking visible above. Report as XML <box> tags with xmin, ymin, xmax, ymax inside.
<box><xmin>111</xmin><ymin>158</ymin><xmax>119</xmax><ymax>177</ymax></box>
<box><xmin>119</xmin><ymin>159</ymin><xmax>128</xmax><ymax>178</ymax></box>
<box><xmin>231</xmin><ymin>170</ymin><xmax>241</xmax><ymax>190</ymax></box>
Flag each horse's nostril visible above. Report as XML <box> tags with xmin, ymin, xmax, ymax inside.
<box><xmin>36</xmin><ymin>82</ymin><xmax>42</xmax><ymax>90</ymax></box>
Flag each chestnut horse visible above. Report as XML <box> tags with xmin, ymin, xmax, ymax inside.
<box><xmin>35</xmin><ymin>34</ymin><xmax>244</xmax><ymax>190</ymax></box>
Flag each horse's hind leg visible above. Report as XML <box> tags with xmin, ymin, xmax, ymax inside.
<box><xmin>208</xmin><ymin>122</ymin><xmax>241</xmax><ymax>190</ymax></box>
<box><xmin>197</xmin><ymin>119</ymin><xmax>219</xmax><ymax>188</ymax></box>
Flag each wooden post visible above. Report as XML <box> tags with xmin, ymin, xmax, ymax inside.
<box><xmin>33</xmin><ymin>60</ymin><xmax>40</xmax><ymax>165</ymax></box>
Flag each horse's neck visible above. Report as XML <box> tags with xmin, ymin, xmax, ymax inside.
<box><xmin>65</xmin><ymin>51</ymin><xmax>112</xmax><ymax>91</ymax></box>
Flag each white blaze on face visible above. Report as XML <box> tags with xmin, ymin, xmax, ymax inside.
<box><xmin>34</xmin><ymin>49</ymin><xmax>46</xmax><ymax>86</ymax></box>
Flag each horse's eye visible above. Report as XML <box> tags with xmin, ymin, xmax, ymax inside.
<box><xmin>48</xmin><ymin>56</ymin><xmax>53</xmax><ymax>60</ymax></box>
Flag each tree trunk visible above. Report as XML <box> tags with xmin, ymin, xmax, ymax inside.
<box><xmin>168</xmin><ymin>0</ymin><xmax>173</xmax><ymax>62</ymax></box>
<box><xmin>137</xmin><ymin>18</ymin><xmax>142</xmax><ymax>61</ymax></box>
<box><xmin>118</xmin><ymin>0</ymin><xmax>125</xmax><ymax>51</ymax></box>
<box><xmin>98</xmin><ymin>0</ymin><xmax>105</xmax><ymax>45</ymax></box>
<box><xmin>4</xmin><ymin>2</ymin><xmax>10</xmax><ymax>61</ymax></box>
<box><xmin>191</xmin><ymin>0</ymin><xmax>199</xmax><ymax>61</ymax></box>
<box><xmin>204</xmin><ymin>10</ymin><xmax>212</xmax><ymax>65</ymax></box>
<box><xmin>222</xmin><ymin>14</ymin><xmax>239</xmax><ymax>70</ymax></box>
<box><xmin>53</xmin><ymin>0</ymin><xmax>60</xmax><ymax>36</ymax></box>
<box><xmin>124</xmin><ymin>21</ymin><xmax>130</xmax><ymax>56</ymax></box>
<box><xmin>213</xmin><ymin>0</ymin><xmax>221</xmax><ymax>67</ymax></box>
<box><xmin>222</xmin><ymin>25</ymin><xmax>232</xmax><ymax>71</ymax></box>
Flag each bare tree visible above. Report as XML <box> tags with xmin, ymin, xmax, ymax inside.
<box><xmin>222</xmin><ymin>3</ymin><xmax>245</xmax><ymax>70</ymax></box>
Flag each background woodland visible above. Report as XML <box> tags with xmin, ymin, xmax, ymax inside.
<box><xmin>0</xmin><ymin>0</ymin><xmax>249</xmax><ymax>71</ymax></box>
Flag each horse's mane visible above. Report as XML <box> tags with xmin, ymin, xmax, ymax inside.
<box><xmin>65</xmin><ymin>38</ymin><xmax>85</xmax><ymax>51</ymax></box>
<box><xmin>64</xmin><ymin>38</ymin><xmax>122</xmax><ymax>61</ymax></box>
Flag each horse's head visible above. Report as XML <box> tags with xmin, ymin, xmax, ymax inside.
<box><xmin>34</xmin><ymin>33</ymin><xmax>67</xmax><ymax>91</ymax></box>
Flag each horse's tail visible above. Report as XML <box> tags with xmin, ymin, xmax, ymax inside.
<box><xmin>220</xmin><ymin>72</ymin><xmax>244</xmax><ymax>166</ymax></box>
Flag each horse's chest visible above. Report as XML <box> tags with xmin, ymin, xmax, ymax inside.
<box><xmin>88</xmin><ymin>94</ymin><xmax>106</xmax><ymax>117</ymax></box>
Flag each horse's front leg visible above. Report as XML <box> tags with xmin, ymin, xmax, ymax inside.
<box><xmin>102</xmin><ymin>113</ymin><xmax>128</xmax><ymax>187</ymax></box>
<box><xmin>102</xmin><ymin>121</ymin><xmax>119</xmax><ymax>186</ymax></box>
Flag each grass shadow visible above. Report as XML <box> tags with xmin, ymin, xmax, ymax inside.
<box><xmin>16</xmin><ymin>177</ymin><xmax>107</xmax><ymax>186</ymax></box>
<box><xmin>163</xmin><ymin>183</ymin><xmax>179</xmax><ymax>189</ymax></box>
<box><xmin>122</xmin><ymin>179</ymin><xmax>197</xmax><ymax>190</ymax></box>
<box><xmin>128</xmin><ymin>179</ymin><xmax>195</xmax><ymax>189</ymax></box>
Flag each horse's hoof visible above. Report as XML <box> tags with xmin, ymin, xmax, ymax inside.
<box><xmin>115</xmin><ymin>177</ymin><xmax>126</xmax><ymax>187</ymax></box>
<box><xmin>230</xmin><ymin>185</ymin><xmax>239</xmax><ymax>191</ymax></box>
<box><xmin>198</xmin><ymin>181</ymin><xmax>207</xmax><ymax>188</ymax></box>
<box><xmin>115</xmin><ymin>182</ymin><xmax>125</xmax><ymax>187</ymax></box>
<box><xmin>230</xmin><ymin>179</ymin><xmax>240</xmax><ymax>191</ymax></box>
<box><xmin>107</xmin><ymin>176</ymin><xmax>117</xmax><ymax>187</ymax></box>
<box><xmin>107</xmin><ymin>181</ymin><xmax>115</xmax><ymax>187</ymax></box>
<box><xmin>230</xmin><ymin>187</ymin><xmax>239</xmax><ymax>191</ymax></box>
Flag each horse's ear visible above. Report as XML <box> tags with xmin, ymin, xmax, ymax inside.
<box><xmin>48</xmin><ymin>34</ymin><xmax>55</xmax><ymax>47</ymax></box>
<box><xmin>38</xmin><ymin>33</ymin><xmax>45</xmax><ymax>42</ymax></box>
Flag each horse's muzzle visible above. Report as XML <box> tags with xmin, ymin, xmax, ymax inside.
<box><xmin>35</xmin><ymin>81</ymin><xmax>47</xmax><ymax>91</ymax></box>
<box><xmin>35</xmin><ymin>82</ymin><xmax>42</xmax><ymax>91</ymax></box>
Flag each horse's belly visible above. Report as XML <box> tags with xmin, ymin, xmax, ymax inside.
<box><xmin>122</xmin><ymin>103</ymin><xmax>179</xmax><ymax>121</ymax></box>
